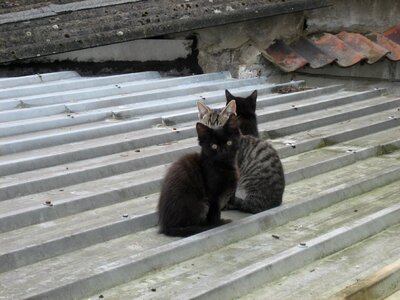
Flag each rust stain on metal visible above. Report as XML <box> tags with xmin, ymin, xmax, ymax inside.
<box><xmin>310</xmin><ymin>33</ymin><xmax>366</xmax><ymax>67</ymax></box>
<box><xmin>291</xmin><ymin>37</ymin><xmax>335</xmax><ymax>68</ymax></box>
<box><xmin>336</xmin><ymin>31</ymin><xmax>389</xmax><ymax>64</ymax></box>
<box><xmin>263</xmin><ymin>40</ymin><xmax>308</xmax><ymax>72</ymax></box>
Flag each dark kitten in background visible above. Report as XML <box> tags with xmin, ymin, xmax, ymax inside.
<box><xmin>225</xmin><ymin>89</ymin><xmax>259</xmax><ymax>137</ymax></box>
<box><xmin>158</xmin><ymin>115</ymin><xmax>240</xmax><ymax>237</ymax></box>
<box><xmin>198</xmin><ymin>92</ymin><xmax>285</xmax><ymax>214</ymax></box>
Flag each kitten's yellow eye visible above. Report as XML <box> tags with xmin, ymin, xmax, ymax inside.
<box><xmin>227</xmin><ymin>140</ymin><xmax>232</xmax><ymax>146</ymax></box>
<box><xmin>211</xmin><ymin>144</ymin><xmax>218</xmax><ymax>150</ymax></box>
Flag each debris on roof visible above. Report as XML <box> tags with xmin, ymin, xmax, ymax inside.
<box><xmin>263</xmin><ymin>25</ymin><xmax>400</xmax><ymax>72</ymax></box>
<box><xmin>0</xmin><ymin>70</ymin><xmax>399</xmax><ymax>299</ymax></box>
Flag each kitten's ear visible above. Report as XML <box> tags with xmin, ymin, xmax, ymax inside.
<box><xmin>224</xmin><ymin>114</ymin><xmax>239</xmax><ymax>135</ymax></box>
<box><xmin>225</xmin><ymin>89</ymin><xmax>235</xmax><ymax>104</ymax></box>
<box><xmin>197</xmin><ymin>101</ymin><xmax>211</xmax><ymax>119</ymax></box>
<box><xmin>196</xmin><ymin>122</ymin><xmax>211</xmax><ymax>140</ymax></box>
<box><xmin>248</xmin><ymin>90</ymin><xmax>257</xmax><ymax>109</ymax></box>
<box><xmin>220</xmin><ymin>100</ymin><xmax>237</xmax><ymax>118</ymax></box>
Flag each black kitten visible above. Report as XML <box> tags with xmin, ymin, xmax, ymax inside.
<box><xmin>197</xmin><ymin>101</ymin><xmax>285</xmax><ymax>214</ymax></box>
<box><xmin>158</xmin><ymin>115</ymin><xmax>240</xmax><ymax>237</ymax></box>
<box><xmin>225</xmin><ymin>89</ymin><xmax>259</xmax><ymax>138</ymax></box>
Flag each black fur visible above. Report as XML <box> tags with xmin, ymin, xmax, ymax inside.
<box><xmin>225</xmin><ymin>89</ymin><xmax>259</xmax><ymax>138</ymax></box>
<box><xmin>158</xmin><ymin>115</ymin><xmax>240</xmax><ymax>237</ymax></box>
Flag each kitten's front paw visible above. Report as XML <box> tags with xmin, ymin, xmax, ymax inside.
<box><xmin>224</xmin><ymin>195</ymin><xmax>238</xmax><ymax>210</ymax></box>
<box><xmin>219</xmin><ymin>218</ymin><xmax>232</xmax><ymax>225</ymax></box>
<box><xmin>225</xmin><ymin>197</ymin><xmax>243</xmax><ymax>210</ymax></box>
<box><xmin>224</xmin><ymin>203</ymin><xmax>236</xmax><ymax>210</ymax></box>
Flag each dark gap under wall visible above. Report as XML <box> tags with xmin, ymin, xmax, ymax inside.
<box><xmin>0</xmin><ymin>36</ymin><xmax>203</xmax><ymax>77</ymax></box>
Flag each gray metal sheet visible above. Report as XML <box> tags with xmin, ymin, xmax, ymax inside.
<box><xmin>0</xmin><ymin>70</ymin><xmax>399</xmax><ymax>299</ymax></box>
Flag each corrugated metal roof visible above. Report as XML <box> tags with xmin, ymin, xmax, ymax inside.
<box><xmin>0</xmin><ymin>71</ymin><xmax>399</xmax><ymax>299</ymax></box>
<box><xmin>0</xmin><ymin>0</ymin><xmax>331</xmax><ymax>63</ymax></box>
<box><xmin>263</xmin><ymin>25</ymin><xmax>400</xmax><ymax>72</ymax></box>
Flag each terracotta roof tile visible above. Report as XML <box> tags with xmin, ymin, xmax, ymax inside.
<box><xmin>263</xmin><ymin>40</ymin><xmax>308</xmax><ymax>72</ymax></box>
<box><xmin>384</xmin><ymin>25</ymin><xmax>400</xmax><ymax>44</ymax></box>
<box><xmin>290</xmin><ymin>37</ymin><xmax>335</xmax><ymax>68</ymax></box>
<box><xmin>263</xmin><ymin>25</ymin><xmax>400</xmax><ymax>72</ymax></box>
<box><xmin>310</xmin><ymin>33</ymin><xmax>366</xmax><ymax>67</ymax></box>
<box><xmin>366</xmin><ymin>32</ymin><xmax>400</xmax><ymax>61</ymax></box>
<box><xmin>336</xmin><ymin>31</ymin><xmax>389</xmax><ymax>64</ymax></box>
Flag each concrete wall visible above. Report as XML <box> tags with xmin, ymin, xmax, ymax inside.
<box><xmin>21</xmin><ymin>11</ymin><xmax>304</xmax><ymax>78</ymax></box>
<box><xmin>171</xmin><ymin>13</ymin><xmax>304</xmax><ymax>78</ymax></box>
<box><xmin>306</xmin><ymin>0</ymin><xmax>400</xmax><ymax>33</ymax></box>
<box><xmin>7</xmin><ymin>0</ymin><xmax>399</xmax><ymax>79</ymax></box>
<box><xmin>3</xmin><ymin>39</ymin><xmax>198</xmax><ymax>77</ymax></box>
<box><xmin>173</xmin><ymin>0</ymin><xmax>400</xmax><ymax>79</ymax></box>
<box><xmin>31</xmin><ymin>39</ymin><xmax>193</xmax><ymax>63</ymax></box>
<box><xmin>298</xmin><ymin>0</ymin><xmax>400</xmax><ymax>82</ymax></box>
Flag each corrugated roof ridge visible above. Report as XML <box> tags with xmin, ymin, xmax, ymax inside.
<box><xmin>0</xmin><ymin>71</ymin><xmax>400</xmax><ymax>299</ymax></box>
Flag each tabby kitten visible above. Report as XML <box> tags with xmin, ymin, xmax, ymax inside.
<box><xmin>225</xmin><ymin>89</ymin><xmax>259</xmax><ymax>137</ymax></box>
<box><xmin>197</xmin><ymin>94</ymin><xmax>285</xmax><ymax>214</ymax></box>
<box><xmin>197</xmin><ymin>100</ymin><xmax>236</xmax><ymax>127</ymax></box>
<box><xmin>158</xmin><ymin>115</ymin><xmax>240</xmax><ymax>237</ymax></box>
<box><xmin>232</xmin><ymin>134</ymin><xmax>285</xmax><ymax>213</ymax></box>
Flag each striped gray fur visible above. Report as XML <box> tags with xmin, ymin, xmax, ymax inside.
<box><xmin>197</xmin><ymin>98</ymin><xmax>285</xmax><ymax>213</ymax></box>
<box><xmin>233</xmin><ymin>134</ymin><xmax>284</xmax><ymax>213</ymax></box>
<box><xmin>202</xmin><ymin>108</ymin><xmax>224</xmax><ymax>127</ymax></box>
<box><xmin>197</xmin><ymin>100</ymin><xmax>236</xmax><ymax>128</ymax></box>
